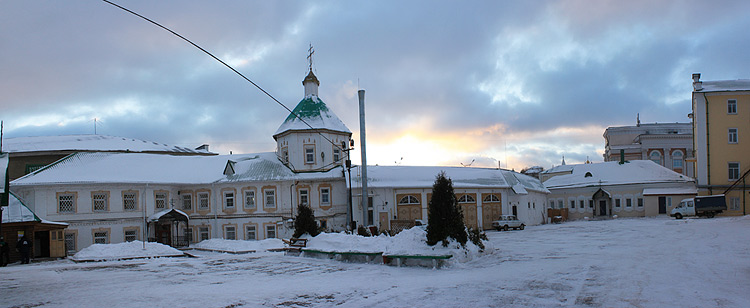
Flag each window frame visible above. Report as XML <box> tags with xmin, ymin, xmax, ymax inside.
<box><xmin>224</xmin><ymin>191</ymin><xmax>235</xmax><ymax>209</ymax></box>
<box><xmin>197</xmin><ymin>192</ymin><xmax>210</xmax><ymax>210</ymax></box>
<box><xmin>483</xmin><ymin>194</ymin><xmax>500</xmax><ymax>202</ymax></box>
<box><xmin>245</xmin><ymin>225</ymin><xmax>257</xmax><ymax>240</ymax></box>
<box><xmin>457</xmin><ymin>194</ymin><xmax>476</xmax><ymax>203</ymax></box>
<box><xmin>333</xmin><ymin>147</ymin><xmax>341</xmax><ymax>162</ymax></box>
<box><xmin>728</xmin><ymin>128</ymin><xmax>738</xmax><ymax>144</ymax></box>
<box><xmin>124</xmin><ymin>228</ymin><xmax>139</xmax><ymax>242</ymax></box>
<box><xmin>320</xmin><ymin>187</ymin><xmax>331</xmax><ymax>205</ymax></box>
<box><xmin>265</xmin><ymin>224</ymin><xmax>276</xmax><ymax>239</ymax></box>
<box><xmin>728</xmin><ymin>99</ymin><xmax>738</xmax><ymax>114</ymax></box>
<box><xmin>299</xmin><ymin>188</ymin><xmax>309</xmax><ymax>206</ymax></box>
<box><xmin>398</xmin><ymin>195</ymin><xmax>420</xmax><ymax>205</ymax></box>
<box><xmin>244</xmin><ymin>190</ymin><xmax>256</xmax><ymax>209</ymax></box>
<box><xmin>123</xmin><ymin>191</ymin><xmax>138</xmax><ymax>211</ymax></box>
<box><xmin>672</xmin><ymin>150</ymin><xmax>684</xmax><ymax>169</ymax></box>
<box><xmin>181</xmin><ymin>193</ymin><xmax>192</xmax><ymax>211</ymax></box>
<box><xmin>155</xmin><ymin>192</ymin><xmax>168</xmax><ymax>210</ymax></box>
<box><xmin>198</xmin><ymin>226</ymin><xmax>210</xmax><ymax>241</ymax></box>
<box><xmin>615</xmin><ymin>198</ymin><xmax>621</xmax><ymax>208</ymax></box>
<box><xmin>304</xmin><ymin>144</ymin><xmax>316</xmax><ymax>165</ymax></box>
<box><xmin>728</xmin><ymin>162</ymin><xmax>741</xmax><ymax>181</ymax></box>
<box><xmin>224</xmin><ymin>225</ymin><xmax>236</xmax><ymax>240</ymax></box>
<box><xmin>649</xmin><ymin>151</ymin><xmax>662</xmax><ymax>165</ymax></box>
<box><xmin>58</xmin><ymin>192</ymin><xmax>76</xmax><ymax>214</ymax></box>
<box><xmin>93</xmin><ymin>230</ymin><xmax>109</xmax><ymax>245</ymax></box>
<box><xmin>264</xmin><ymin>189</ymin><xmax>276</xmax><ymax>208</ymax></box>
<box><xmin>64</xmin><ymin>231</ymin><xmax>77</xmax><ymax>253</ymax></box>
<box><xmin>92</xmin><ymin>191</ymin><xmax>109</xmax><ymax>212</ymax></box>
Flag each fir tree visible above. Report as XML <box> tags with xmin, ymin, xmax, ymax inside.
<box><xmin>293</xmin><ymin>204</ymin><xmax>320</xmax><ymax>238</ymax></box>
<box><xmin>426</xmin><ymin>171</ymin><xmax>468</xmax><ymax>246</ymax></box>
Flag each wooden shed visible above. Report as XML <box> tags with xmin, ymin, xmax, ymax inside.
<box><xmin>1</xmin><ymin>192</ymin><xmax>67</xmax><ymax>263</ymax></box>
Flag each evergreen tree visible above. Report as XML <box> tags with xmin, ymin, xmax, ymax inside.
<box><xmin>293</xmin><ymin>204</ymin><xmax>320</xmax><ymax>238</ymax></box>
<box><xmin>426</xmin><ymin>171</ymin><xmax>468</xmax><ymax>246</ymax></box>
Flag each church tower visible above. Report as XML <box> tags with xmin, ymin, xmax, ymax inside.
<box><xmin>273</xmin><ymin>53</ymin><xmax>351</xmax><ymax>173</ymax></box>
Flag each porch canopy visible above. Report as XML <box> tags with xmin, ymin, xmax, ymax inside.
<box><xmin>148</xmin><ymin>208</ymin><xmax>189</xmax><ymax>223</ymax></box>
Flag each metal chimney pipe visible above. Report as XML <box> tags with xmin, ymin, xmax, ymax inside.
<box><xmin>358</xmin><ymin>89</ymin><xmax>369</xmax><ymax>226</ymax></box>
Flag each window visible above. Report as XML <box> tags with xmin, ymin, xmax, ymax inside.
<box><xmin>637</xmin><ymin>198</ymin><xmax>643</xmax><ymax>208</ymax></box>
<box><xmin>626</xmin><ymin>198</ymin><xmax>632</xmax><ymax>208</ymax></box>
<box><xmin>320</xmin><ymin>188</ymin><xmax>330</xmax><ymax>205</ymax></box>
<box><xmin>58</xmin><ymin>193</ymin><xmax>75</xmax><ymax>213</ymax></box>
<box><xmin>483</xmin><ymin>194</ymin><xmax>500</xmax><ymax>202</ymax></box>
<box><xmin>155</xmin><ymin>192</ymin><xmax>167</xmax><ymax>209</ymax></box>
<box><xmin>299</xmin><ymin>189</ymin><xmax>309</xmax><ymax>205</ymax></box>
<box><xmin>304</xmin><ymin>145</ymin><xmax>315</xmax><ymax>164</ymax></box>
<box><xmin>528</xmin><ymin>202</ymin><xmax>531</xmax><ymax>209</ymax></box>
<box><xmin>266</xmin><ymin>225</ymin><xmax>276</xmax><ymax>239</ymax></box>
<box><xmin>198</xmin><ymin>192</ymin><xmax>210</xmax><ymax>210</ymax></box>
<box><xmin>123</xmin><ymin>192</ymin><xmax>137</xmax><ymax>211</ymax></box>
<box><xmin>649</xmin><ymin>151</ymin><xmax>662</xmax><ymax>165</ymax></box>
<box><xmin>589</xmin><ymin>200</ymin><xmax>594</xmax><ymax>208</ymax></box>
<box><xmin>398</xmin><ymin>195</ymin><xmax>420</xmax><ymax>204</ymax></box>
<box><xmin>570</xmin><ymin>200</ymin><xmax>575</xmax><ymax>209</ymax></box>
<box><xmin>93</xmin><ymin>231</ymin><xmax>109</xmax><ymax>244</ymax></box>
<box><xmin>730</xmin><ymin>197</ymin><xmax>741</xmax><ymax>210</ymax></box>
<box><xmin>672</xmin><ymin>151</ymin><xmax>683</xmax><ymax>169</ymax></box>
<box><xmin>457</xmin><ymin>195</ymin><xmax>475</xmax><ymax>203</ymax></box>
<box><xmin>181</xmin><ymin>194</ymin><xmax>192</xmax><ymax>210</ymax></box>
<box><xmin>333</xmin><ymin>148</ymin><xmax>341</xmax><ymax>162</ymax></box>
<box><xmin>282</xmin><ymin>148</ymin><xmax>289</xmax><ymax>163</ymax></box>
<box><xmin>667</xmin><ymin>197</ymin><xmax>672</xmax><ymax>208</ymax></box>
<box><xmin>615</xmin><ymin>199</ymin><xmax>621</xmax><ymax>208</ymax></box>
<box><xmin>728</xmin><ymin>128</ymin><xmax>738</xmax><ymax>144</ymax></box>
<box><xmin>246</xmin><ymin>225</ymin><xmax>257</xmax><ymax>240</ymax></box>
<box><xmin>549</xmin><ymin>200</ymin><xmax>555</xmax><ymax>209</ymax></box>
<box><xmin>224</xmin><ymin>191</ymin><xmax>235</xmax><ymax>209</ymax></box>
<box><xmin>728</xmin><ymin>99</ymin><xmax>737</xmax><ymax>114</ymax></box>
<box><xmin>124</xmin><ymin>229</ymin><xmax>138</xmax><ymax>242</ymax></box>
<box><xmin>64</xmin><ymin>232</ymin><xmax>76</xmax><ymax>253</ymax></box>
<box><xmin>244</xmin><ymin>190</ymin><xmax>256</xmax><ymax>209</ymax></box>
<box><xmin>265</xmin><ymin>189</ymin><xmax>276</xmax><ymax>208</ymax></box>
<box><xmin>579</xmin><ymin>200</ymin><xmax>585</xmax><ymax>209</ymax></box>
<box><xmin>199</xmin><ymin>227</ymin><xmax>210</xmax><ymax>241</ymax></box>
<box><xmin>225</xmin><ymin>226</ymin><xmax>236</xmax><ymax>240</ymax></box>
<box><xmin>729</xmin><ymin>162</ymin><xmax>740</xmax><ymax>181</ymax></box>
<box><xmin>557</xmin><ymin>200</ymin><xmax>563</xmax><ymax>208</ymax></box>
<box><xmin>93</xmin><ymin>192</ymin><xmax>108</xmax><ymax>212</ymax></box>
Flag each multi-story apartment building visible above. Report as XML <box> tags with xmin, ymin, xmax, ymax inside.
<box><xmin>691</xmin><ymin>73</ymin><xmax>750</xmax><ymax>215</ymax></box>
<box><xmin>603</xmin><ymin>122</ymin><xmax>693</xmax><ymax>178</ymax></box>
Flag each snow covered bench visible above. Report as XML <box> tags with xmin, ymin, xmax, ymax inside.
<box><xmin>382</xmin><ymin>254</ymin><xmax>453</xmax><ymax>268</ymax></box>
<box><xmin>300</xmin><ymin>249</ymin><xmax>382</xmax><ymax>263</ymax></box>
<box><xmin>277</xmin><ymin>238</ymin><xmax>308</xmax><ymax>255</ymax></box>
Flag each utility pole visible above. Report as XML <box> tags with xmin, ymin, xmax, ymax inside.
<box><xmin>358</xmin><ymin>90</ymin><xmax>368</xmax><ymax>226</ymax></box>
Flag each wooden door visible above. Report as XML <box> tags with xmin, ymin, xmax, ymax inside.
<box><xmin>482</xmin><ymin>202</ymin><xmax>501</xmax><ymax>230</ymax></box>
<box><xmin>379</xmin><ymin>212</ymin><xmax>389</xmax><ymax>230</ymax></box>
<box><xmin>462</xmin><ymin>204</ymin><xmax>478</xmax><ymax>229</ymax></box>
<box><xmin>398</xmin><ymin>205</ymin><xmax>422</xmax><ymax>221</ymax></box>
<box><xmin>49</xmin><ymin>230</ymin><xmax>66</xmax><ymax>258</ymax></box>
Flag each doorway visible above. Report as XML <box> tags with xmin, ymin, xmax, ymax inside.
<box><xmin>658</xmin><ymin>197</ymin><xmax>667</xmax><ymax>214</ymax></box>
<box><xmin>158</xmin><ymin>224</ymin><xmax>171</xmax><ymax>246</ymax></box>
<box><xmin>599</xmin><ymin>200</ymin><xmax>607</xmax><ymax>216</ymax></box>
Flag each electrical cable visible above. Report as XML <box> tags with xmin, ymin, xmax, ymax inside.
<box><xmin>101</xmin><ymin>0</ymin><xmax>348</xmax><ymax>165</ymax></box>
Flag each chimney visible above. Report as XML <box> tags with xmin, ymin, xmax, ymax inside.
<box><xmin>692</xmin><ymin>73</ymin><xmax>703</xmax><ymax>91</ymax></box>
<box><xmin>619</xmin><ymin>149</ymin><xmax>625</xmax><ymax>164</ymax></box>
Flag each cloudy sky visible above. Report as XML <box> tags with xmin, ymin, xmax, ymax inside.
<box><xmin>2</xmin><ymin>1</ymin><xmax>749</xmax><ymax>171</ymax></box>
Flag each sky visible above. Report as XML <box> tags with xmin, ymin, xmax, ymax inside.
<box><xmin>2</xmin><ymin>1</ymin><xmax>750</xmax><ymax>171</ymax></box>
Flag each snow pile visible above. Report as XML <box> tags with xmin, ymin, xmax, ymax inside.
<box><xmin>191</xmin><ymin>238</ymin><xmax>285</xmax><ymax>252</ymax></box>
<box><xmin>305</xmin><ymin>227</ymin><xmax>488</xmax><ymax>263</ymax></box>
<box><xmin>71</xmin><ymin>241</ymin><xmax>184</xmax><ymax>261</ymax></box>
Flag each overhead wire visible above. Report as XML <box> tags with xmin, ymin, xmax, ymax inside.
<box><xmin>100</xmin><ymin>0</ymin><xmax>349</xmax><ymax>166</ymax></box>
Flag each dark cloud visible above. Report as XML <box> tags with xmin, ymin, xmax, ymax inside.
<box><xmin>1</xmin><ymin>1</ymin><xmax>749</xmax><ymax>168</ymax></box>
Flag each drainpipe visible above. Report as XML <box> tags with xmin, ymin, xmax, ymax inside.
<box><xmin>704</xmin><ymin>93</ymin><xmax>711</xmax><ymax>194</ymax></box>
<box><xmin>143</xmin><ymin>183</ymin><xmax>148</xmax><ymax>249</ymax></box>
<box><xmin>212</xmin><ymin>183</ymin><xmax>217</xmax><ymax>239</ymax></box>
<box><xmin>290</xmin><ymin>181</ymin><xmax>299</xmax><ymax>221</ymax></box>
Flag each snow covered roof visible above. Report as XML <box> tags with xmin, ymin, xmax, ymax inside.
<box><xmin>351</xmin><ymin>165</ymin><xmax>549</xmax><ymax>194</ymax></box>
<box><xmin>2</xmin><ymin>192</ymin><xmax>66</xmax><ymax>226</ymax></box>
<box><xmin>148</xmin><ymin>209</ymin><xmax>189</xmax><ymax>222</ymax></box>
<box><xmin>542</xmin><ymin>160</ymin><xmax>694</xmax><ymax>189</ymax></box>
<box><xmin>12</xmin><ymin>152</ymin><xmax>343</xmax><ymax>186</ymax></box>
<box><xmin>695</xmin><ymin>79</ymin><xmax>750</xmax><ymax>93</ymax></box>
<box><xmin>3</xmin><ymin>134</ymin><xmax>215</xmax><ymax>155</ymax></box>
<box><xmin>274</xmin><ymin>95</ymin><xmax>351</xmax><ymax>137</ymax></box>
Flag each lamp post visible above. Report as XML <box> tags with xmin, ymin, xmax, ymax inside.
<box><xmin>341</xmin><ymin>140</ymin><xmax>355</xmax><ymax>231</ymax></box>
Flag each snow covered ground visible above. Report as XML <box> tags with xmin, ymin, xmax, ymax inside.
<box><xmin>1</xmin><ymin>216</ymin><xmax>749</xmax><ymax>308</ymax></box>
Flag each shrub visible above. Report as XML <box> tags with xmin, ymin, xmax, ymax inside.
<box><xmin>293</xmin><ymin>204</ymin><xmax>320</xmax><ymax>238</ymax></box>
<box><xmin>467</xmin><ymin>228</ymin><xmax>488</xmax><ymax>251</ymax></box>
<box><xmin>357</xmin><ymin>225</ymin><xmax>371</xmax><ymax>237</ymax></box>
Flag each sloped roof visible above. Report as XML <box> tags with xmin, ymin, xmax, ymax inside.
<box><xmin>696</xmin><ymin>79</ymin><xmax>750</xmax><ymax>93</ymax></box>
<box><xmin>350</xmin><ymin>165</ymin><xmax>549</xmax><ymax>194</ymax></box>
<box><xmin>11</xmin><ymin>152</ymin><xmax>342</xmax><ymax>186</ymax></box>
<box><xmin>4</xmin><ymin>134</ymin><xmax>215</xmax><ymax>155</ymax></box>
<box><xmin>274</xmin><ymin>95</ymin><xmax>351</xmax><ymax>137</ymax></box>
<box><xmin>542</xmin><ymin>160</ymin><xmax>694</xmax><ymax>189</ymax></box>
<box><xmin>2</xmin><ymin>192</ymin><xmax>38</xmax><ymax>223</ymax></box>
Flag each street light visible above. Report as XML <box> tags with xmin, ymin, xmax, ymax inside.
<box><xmin>341</xmin><ymin>140</ymin><xmax>355</xmax><ymax>231</ymax></box>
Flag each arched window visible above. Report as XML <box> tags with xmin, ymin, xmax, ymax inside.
<box><xmin>584</xmin><ymin>172</ymin><xmax>593</xmax><ymax>178</ymax></box>
<box><xmin>457</xmin><ymin>195</ymin><xmax>476</xmax><ymax>203</ymax></box>
<box><xmin>649</xmin><ymin>151</ymin><xmax>662</xmax><ymax>165</ymax></box>
<box><xmin>398</xmin><ymin>195</ymin><xmax>419</xmax><ymax>205</ymax></box>
<box><xmin>672</xmin><ymin>150</ymin><xmax>683</xmax><ymax>169</ymax></box>
<box><xmin>483</xmin><ymin>194</ymin><xmax>500</xmax><ymax>202</ymax></box>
